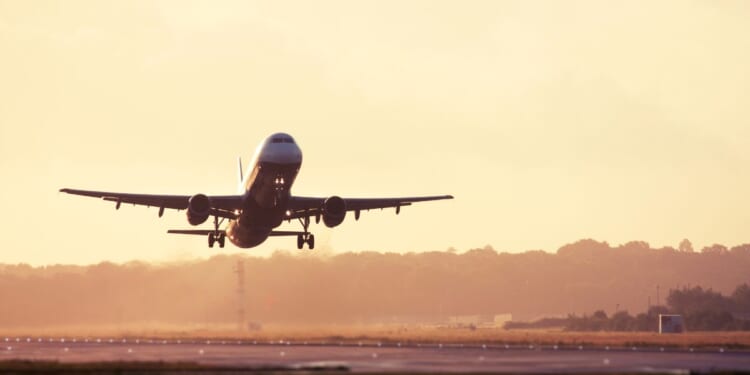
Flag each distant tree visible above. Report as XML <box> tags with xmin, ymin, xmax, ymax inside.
<box><xmin>557</xmin><ymin>239</ymin><xmax>610</xmax><ymax>256</ymax></box>
<box><xmin>730</xmin><ymin>244</ymin><xmax>750</xmax><ymax>255</ymax></box>
<box><xmin>678</xmin><ymin>239</ymin><xmax>694</xmax><ymax>253</ymax></box>
<box><xmin>656</xmin><ymin>246</ymin><xmax>677</xmax><ymax>252</ymax></box>
<box><xmin>701</xmin><ymin>244</ymin><xmax>729</xmax><ymax>254</ymax></box>
<box><xmin>619</xmin><ymin>241</ymin><xmax>650</xmax><ymax>251</ymax></box>
<box><xmin>647</xmin><ymin>305</ymin><xmax>671</xmax><ymax>317</ymax></box>
<box><xmin>732</xmin><ymin>284</ymin><xmax>750</xmax><ymax>312</ymax></box>
<box><xmin>592</xmin><ymin>310</ymin><xmax>607</xmax><ymax>320</ymax></box>
<box><xmin>668</xmin><ymin>286</ymin><xmax>734</xmax><ymax>315</ymax></box>
<box><xmin>610</xmin><ymin>311</ymin><xmax>633</xmax><ymax>331</ymax></box>
<box><xmin>634</xmin><ymin>312</ymin><xmax>656</xmax><ymax>331</ymax></box>
<box><xmin>687</xmin><ymin>310</ymin><xmax>735</xmax><ymax>331</ymax></box>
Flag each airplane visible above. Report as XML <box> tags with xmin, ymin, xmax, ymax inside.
<box><xmin>60</xmin><ymin>132</ymin><xmax>453</xmax><ymax>249</ymax></box>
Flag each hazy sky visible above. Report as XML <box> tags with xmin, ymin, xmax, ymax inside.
<box><xmin>1</xmin><ymin>1</ymin><xmax>749</xmax><ymax>265</ymax></box>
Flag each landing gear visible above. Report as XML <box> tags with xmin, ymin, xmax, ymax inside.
<box><xmin>207</xmin><ymin>215</ymin><xmax>225</xmax><ymax>248</ymax></box>
<box><xmin>296</xmin><ymin>233</ymin><xmax>314</xmax><ymax>250</ymax></box>
<box><xmin>208</xmin><ymin>232</ymin><xmax>225</xmax><ymax>248</ymax></box>
<box><xmin>296</xmin><ymin>216</ymin><xmax>315</xmax><ymax>250</ymax></box>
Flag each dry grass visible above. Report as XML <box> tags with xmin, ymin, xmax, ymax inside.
<box><xmin>241</xmin><ymin>326</ymin><xmax>750</xmax><ymax>349</ymax></box>
<box><xmin>3</xmin><ymin>324</ymin><xmax>749</xmax><ymax>349</ymax></box>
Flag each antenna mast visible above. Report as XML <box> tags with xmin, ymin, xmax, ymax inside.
<box><xmin>234</xmin><ymin>259</ymin><xmax>246</xmax><ymax>331</ymax></box>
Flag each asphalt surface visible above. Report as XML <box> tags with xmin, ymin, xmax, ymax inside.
<box><xmin>2</xmin><ymin>337</ymin><xmax>749</xmax><ymax>373</ymax></box>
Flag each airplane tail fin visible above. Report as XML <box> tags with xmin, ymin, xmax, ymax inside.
<box><xmin>238</xmin><ymin>157</ymin><xmax>244</xmax><ymax>193</ymax></box>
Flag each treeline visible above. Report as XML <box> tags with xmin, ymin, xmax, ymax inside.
<box><xmin>0</xmin><ymin>239</ymin><xmax>748</xmax><ymax>327</ymax></box>
<box><xmin>560</xmin><ymin>284</ymin><xmax>750</xmax><ymax>331</ymax></box>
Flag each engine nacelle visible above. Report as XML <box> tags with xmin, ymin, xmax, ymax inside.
<box><xmin>187</xmin><ymin>194</ymin><xmax>211</xmax><ymax>225</ymax></box>
<box><xmin>322</xmin><ymin>196</ymin><xmax>346</xmax><ymax>228</ymax></box>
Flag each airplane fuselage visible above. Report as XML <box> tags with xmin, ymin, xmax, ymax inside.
<box><xmin>226</xmin><ymin>133</ymin><xmax>302</xmax><ymax>248</ymax></box>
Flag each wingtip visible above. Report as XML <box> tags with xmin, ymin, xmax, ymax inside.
<box><xmin>59</xmin><ymin>188</ymin><xmax>69</xmax><ymax>193</ymax></box>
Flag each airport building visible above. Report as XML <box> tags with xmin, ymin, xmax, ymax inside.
<box><xmin>658</xmin><ymin>314</ymin><xmax>684</xmax><ymax>334</ymax></box>
<box><xmin>447</xmin><ymin>314</ymin><xmax>513</xmax><ymax>328</ymax></box>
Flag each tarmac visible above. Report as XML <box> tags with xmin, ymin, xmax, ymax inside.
<box><xmin>2</xmin><ymin>336</ymin><xmax>749</xmax><ymax>373</ymax></box>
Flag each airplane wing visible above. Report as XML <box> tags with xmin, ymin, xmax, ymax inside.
<box><xmin>59</xmin><ymin>188</ymin><xmax>243</xmax><ymax>219</ymax></box>
<box><xmin>286</xmin><ymin>195</ymin><xmax>453</xmax><ymax>219</ymax></box>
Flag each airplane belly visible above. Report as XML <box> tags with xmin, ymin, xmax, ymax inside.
<box><xmin>226</xmin><ymin>220</ymin><xmax>271</xmax><ymax>248</ymax></box>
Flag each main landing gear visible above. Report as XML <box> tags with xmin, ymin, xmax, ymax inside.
<box><xmin>208</xmin><ymin>216</ymin><xmax>225</xmax><ymax>248</ymax></box>
<box><xmin>296</xmin><ymin>216</ymin><xmax>315</xmax><ymax>250</ymax></box>
<box><xmin>208</xmin><ymin>232</ymin><xmax>225</xmax><ymax>248</ymax></box>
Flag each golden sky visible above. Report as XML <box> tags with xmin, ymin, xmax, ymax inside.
<box><xmin>1</xmin><ymin>1</ymin><xmax>749</xmax><ymax>265</ymax></box>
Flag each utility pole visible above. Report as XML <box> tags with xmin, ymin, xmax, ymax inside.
<box><xmin>234</xmin><ymin>259</ymin><xmax>246</xmax><ymax>331</ymax></box>
<box><xmin>656</xmin><ymin>285</ymin><xmax>660</xmax><ymax>307</ymax></box>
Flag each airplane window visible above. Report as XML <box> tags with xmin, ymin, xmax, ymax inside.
<box><xmin>272</xmin><ymin>138</ymin><xmax>284</xmax><ymax>143</ymax></box>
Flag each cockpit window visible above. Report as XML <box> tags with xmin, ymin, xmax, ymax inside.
<box><xmin>271</xmin><ymin>137</ymin><xmax>284</xmax><ymax>143</ymax></box>
<box><xmin>283</xmin><ymin>137</ymin><xmax>294</xmax><ymax>143</ymax></box>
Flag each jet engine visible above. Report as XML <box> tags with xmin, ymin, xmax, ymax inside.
<box><xmin>322</xmin><ymin>196</ymin><xmax>346</xmax><ymax>228</ymax></box>
<box><xmin>187</xmin><ymin>194</ymin><xmax>211</xmax><ymax>225</ymax></box>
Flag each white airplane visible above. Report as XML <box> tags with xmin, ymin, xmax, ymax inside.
<box><xmin>60</xmin><ymin>132</ymin><xmax>453</xmax><ymax>249</ymax></box>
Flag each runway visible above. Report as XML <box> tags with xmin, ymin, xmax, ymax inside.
<box><xmin>2</xmin><ymin>337</ymin><xmax>749</xmax><ymax>373</ymax></box>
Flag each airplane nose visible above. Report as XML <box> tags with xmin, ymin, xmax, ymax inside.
<box><xmin>260</xmin><ymin>143</ymin><xmax>302</xmax><ymax>165</ymax></box>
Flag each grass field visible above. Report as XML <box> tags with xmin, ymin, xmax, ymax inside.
<box><xmin>216</xmin><ymin>326</ymin><xmax>750</xmax><ymax>349</ymax></box>
<box><xmin>3</xmin><ymin>325</ymin><xmax>749</xmax><ymax>350</ymax></box>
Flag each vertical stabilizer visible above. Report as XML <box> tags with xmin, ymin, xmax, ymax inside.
<box><xmin>238</xmin><ymin>157</ymin><xmax>244</xmax><ymax>193</ymax></box>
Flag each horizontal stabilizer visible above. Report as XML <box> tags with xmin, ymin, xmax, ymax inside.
<box><xmin>167</xmin><ymin>229</ymin><xmax>225</xmax><ymax>236</ymax></box>
<box><xmin>167</xmin><ymin>229</ymin><xmax>305</xmax><ymax>237</ymax></box>
<box><xmin>268</xmin><ymin>231</ymin><xmax>306</xmax><ymax>237</ymax></box>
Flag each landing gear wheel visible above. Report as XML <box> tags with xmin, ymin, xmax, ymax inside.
<box><xmin>208</xmin><ymin>233</ymin><xmax>215</xmax><ymax>248</ymax></box>
<box><xmin>307</xmin><ymin>234</ymin><xmax>315</xmax><ymax>250</ymax></box>
<box><xmin>297</xmin><ymin>234</ymin><xmax>304</xmax><ymax>250</ymax></box>
<box><xmin>218</xmin><ymin>233</ymin><xmax>225</xmax><ymax>248</ymax></box>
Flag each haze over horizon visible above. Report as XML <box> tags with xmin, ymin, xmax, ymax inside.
<box><xmin>2</xmin><ymin>1</ymin><xmax>749</xmax><ymax>265</ymax></box>
<box><xmin>1</xmin><ymin>241</ymin><xmax>748</xmax><ymax>328</ymax></box>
